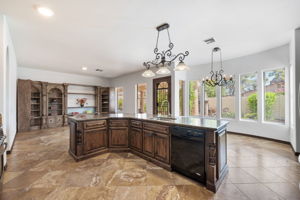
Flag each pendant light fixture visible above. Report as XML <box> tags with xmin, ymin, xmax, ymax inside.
<box><xmin>141</xmin><ymin>69</ymin><xmax>155</xmax><ymax>77</ymax></box>
<box><xmin>142</xmin><ymin>23</ymin><xmax>190</xmax><ymax>77</ymax></box>
<box><xmin>202</xmin><ymin>47</ymin><xmax>234</xmax><ymax>87</ymax></box>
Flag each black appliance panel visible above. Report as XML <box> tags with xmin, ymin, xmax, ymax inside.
<box><xmin>171</xmin><ymin>126</ymin><xmax>205</xmax><ymax>183</ymax></box>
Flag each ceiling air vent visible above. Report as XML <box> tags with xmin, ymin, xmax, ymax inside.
<box><xmin>204</xmin><ymin>37</ymin><xmax>215</xmax><ymax>44</ymax></box>
<box><xmin>96</xmin><ymin>68</ymin><xmax>103</xmax><ymax>72</ymax></box>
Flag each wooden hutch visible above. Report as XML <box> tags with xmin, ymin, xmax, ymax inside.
<box><xmin>17</xmin><ymin>79</ymin><xmax>113</xmax><ymax>132</ymax></box>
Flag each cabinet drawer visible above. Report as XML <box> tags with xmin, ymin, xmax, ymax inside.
<box><xmin>109</xmin><ymin>120</ymin><xmax>128</xmax><ymax>127</ymax></box>
<box><xmin>143</xmin><ymin>122</ymin><xmax>169</xmax><ymax>134</ymax></box>
<box><xmin>84</xmin><ymin>120</ymin><xmax>106</xmax><ymax>130</ymax></box>
<box><xmin>131</xmin><ymin>120</ymin><xmax>142</xmax><ymax>128</ymax></box>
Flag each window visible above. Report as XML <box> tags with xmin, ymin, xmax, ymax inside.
<box><xmin>189</xmin><ymin>81</ymin><xmax>201</xmax><ymax>115</ymax></box>
<box><xmin>263</xmin><ymin>68</ymin><xmax>285</xmax><ymax>123</ymax></box>
<box><xmin>222</xmin><ymin>85</ymin><xmax>235</xmax><ymax>118</ymax></box>
<box><xmin>204</xmin><ymin>84</ymin><xmax>217</xmax><ymax>117</ymax></box>
<box><xmin>179</xmin><ymin>80</ymin><xmax>185</xmax><ymax>116</ymax></box>
<box><xmin>240</xmin><ymin>73</ymin><xmax>257</xmax><ymax>120</ymax></box>
<box><xmin>137</xmin><ymin>83</ymin><xmax>147</xmax><ymax>113</ymax></box>
<box><xmin>116</xmin><ymin>87</ymin><xmax>124</xmax><ymax>112</ymax></box>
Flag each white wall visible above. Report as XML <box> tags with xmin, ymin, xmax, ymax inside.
<box><xmin>111</xmin><ymin>44</ymin><xmax>291</xmax><ymax>142</ymax></box>
<box><xmin>18</xmin><ymin>67</ymin><xmax>110</xmax><ymax>86</ymax></box>
<box><xmin>290</xmin><ymin>28</ymin><xmax>300</xmax><ymax>153</ymax></box>
<box><xmin>0</xmin><ymin>15</ymin><xmax>18</xmax><ymax>158</ymax></box>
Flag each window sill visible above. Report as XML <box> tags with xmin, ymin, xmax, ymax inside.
<box><xmin>239</xmin><ymin>119</ymin><xmax>258</xmax><ymax>123</ymax></box>
<box><xmin>262</xmin><ymin>121</ymin><xmax>287</xmax><ymax>127</ymax></box>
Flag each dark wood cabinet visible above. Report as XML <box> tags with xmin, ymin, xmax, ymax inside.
<box><xmin>17</xmin><ymin>80</ymin><xmax>32</xmax><ymax>132</ymax></box>
<box><xmin>154</xmin><ymin>132</ymin><xmax>170</xmax><ymax>163</ymax></box>
<box><xmin>130</xmin><ymin>127</ymin><xmax>143</xmax><ymax>152</ymax></box>
<box><xmin>143</xmin><ymin>130</ymin><xmax>155</xmax><ymax>157</ymax></box>
<box><xmin>84</xmin><ymin>127</ymin><xmax>107</xmax><ymax>154</ymax></box>
<box><xmin>68</xmin><ymin>116</ymin><xmax>228</xmax><ymax>193</ymax></box>
<box><xmin>109</xmin><ymin>127</ymin><xmax>128</xmax><ymax>147</ymax></box>
<box><xmin>109</xmin><ymin>120</ymin><xmax>129</xmax><ymax>148</ymax></box>
<box><xmin>17</xmin><ymin>79</ymin><xmax>67</xmax><ymax>132</ymax></box>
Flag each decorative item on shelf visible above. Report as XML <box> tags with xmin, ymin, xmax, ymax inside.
<box><xmin>202</xmin><ymin>47</ymin><xmax>235</xmax><ymax>88</ymax></box>
<box><xmin>76</xmin><ymin>98</ymin><xmax>88</xmax><ymax>107</ymax></box>
<box><xmin>142</xmin><ymin>23</ymin><xmax>190</xmax><ymax>78</ymax></box>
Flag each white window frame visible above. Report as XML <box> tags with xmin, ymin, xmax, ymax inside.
<box><xmin>261</xmin><ymin>67</ymin><xmax>289</xmax><ymax>126</ymax></box>
<box><xmin>220</xmin><ymin>83</ymin><xmax>236</xmax><ymax>120</ymax></box>
<box><xmin>136</xmin><ymin>83</ymin><xmax>147</xmax><ymax>114</ymax></box>
<box><xmin>115</xmin><ymin>87</ymin><xmax>124</xmax><ymax>113</ymax></box>
<box><xmin>239</xmin><ymin>72</ymin><xmax>259</xmax><ymax>122</ymax></box>
<box><xmin>188</xmin><ymin>80</ymin><xmax>202</xmax><ymax>116</ymax></box>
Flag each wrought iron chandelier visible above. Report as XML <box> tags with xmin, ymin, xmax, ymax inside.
<box><xmin>142</xmin><ymin>23</ymin><xmax>190</xmax><ymax>78</ymax></box>
<box><xmin>202</xmin><ymin>47</ymin><xmax>234</xmax><ymax>87</ymax></box>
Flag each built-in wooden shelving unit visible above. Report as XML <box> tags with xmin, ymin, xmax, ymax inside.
<box><xmin>30</xmin><ymin>86</ymin><xmax>42</xmax><ymax>130</ymax></box>
<box><xmin>100</xmin><ymin>87</ymin><xmax>110</xmax><ymax>114</ymax></box>
<box><xmin>48</xmin><ymin>88</ymin><xmax>63</xmax><ymax>116</ymax></box>
<box><xmin>17</xmin><ymin>79</ymin><xmax>114</xmax><ymax>132</ymax></box>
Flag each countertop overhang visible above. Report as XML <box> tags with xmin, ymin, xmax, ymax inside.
<box><xmin>68</xmin><ymin>113</ymin><xmax>229</xmax><ymax>130</ymax></box>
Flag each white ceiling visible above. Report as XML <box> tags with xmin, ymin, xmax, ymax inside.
<box><xmin>0</xmin><ymin>0</ymin><xmax>300</xmax><ymax>78</ymax></box>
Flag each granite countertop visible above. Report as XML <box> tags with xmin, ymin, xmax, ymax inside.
<box><xmin>68</xmin><ymin>113</ymin><xmax>229</xmax><ymax>130</ymax></box>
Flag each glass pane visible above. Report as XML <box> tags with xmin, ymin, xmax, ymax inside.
<box><xmin>157</xmin><ymin>87</ymin><xmax>169</xmax><ymax>115</ymax></box>
<box><xmin>240</xmin><ymin>73</ymin><xmax>257</xmax><ymax>120</ymax></box>
<box><xmin>158</xmin><ymin>82</ymin><xmax>168</xmax><ymax>89</ymax></box>
<box><xmin>222</xmin><ymin>86</ymin><xmax>235</xmax><ymax>118</ymax></box>
<box><xmin>179</xmin><ymin>80</ymin><xmax>185</xmax><ymax>116</ymax></box>
<box><xmin>264</xmin><ymin>68</ymin><xmax>285</xmax><ymax>123</ymax></box>
<box><xmin>204</xmin><ymin>85</ymin><xmax>216</xmax><ymax>117</ymax></box>
<box><xmin>137</xmin><ymin>83</ymin><xmax>147</xmax><ymax>113</ymax></box>
<box><xmin>189</xmin><ymin>81</ymin><xmax>201</xmax><ymax>116</ymax></box>
<box><xmin>116</xmin><ymin>87</ymin><xmax>124</xmax><ymax>112</ymax></box>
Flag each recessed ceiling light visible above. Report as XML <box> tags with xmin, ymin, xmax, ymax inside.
<box><xmin>36</xmin><ymin>6</ymin><xmax>54</xmax><ymax>17</ymax></box>
<box><xmin>82</xmin><ymin>67</ymin><xmax>87</xmax><ymax>71</ymax></box>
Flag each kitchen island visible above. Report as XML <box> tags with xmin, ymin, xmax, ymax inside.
<box><xmin>68</xmin><ymin>113</ymin><xmax>229</xmax><ymax>192</ymax></box>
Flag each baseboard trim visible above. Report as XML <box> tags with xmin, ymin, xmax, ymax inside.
<box><xmin>228</xmin><ymin>131</ymin><xmax>300</xmax><ymax>156</ymax></box>
<box><xmin>290</xmin><ymin>144</ymin><xmax>300</xmax><ymax>156</ymax></box>
<box><xmin>6</xmin><ymin>133</ymin><xmax>17</xmax><ymax>154</ymax></box>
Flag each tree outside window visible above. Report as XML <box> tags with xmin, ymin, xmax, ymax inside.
<box><xmin>116</xmin><ymin>87</ymin><xmax>124</xmax><ymax>112</ymax></box>
<box><xmin>264</xmin><ymin>68</ymin><xmax>285</xmax><ymax>123</ymax></box>
<box><xmin>179</xmin><ymin>80</ymin><xmax>185</xmax><ymax>116</ymax></box>
<box><xmin>137</xmin><ymin>83</ymin><xmax>147</xmax><ymax>113</ymax></box>
<box><xmin>189</xmin><ymin>81</ymin><xmax>201</xmax><ymax>116</ymax></box>
<box><xmin>221</xmin><ymin>85</ymin><xmax>235</xmax><ymax>119</ymax></box>
<box><xmin>204</xmin><ymin>84</ymin><xmax>216</xmax><ymax>117</ymax></box>
<box><xmin>240</xmin><ymin>73</ymin><xmax>258</xmax><ymax>120</ymax></box>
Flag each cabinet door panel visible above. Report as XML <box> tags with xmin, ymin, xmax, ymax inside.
<box><xmin>84</xmin><ymin>128</ymin><xmax>107</xmax><ymax>154</ymax></box>
<box><xmin>130</xmin><ymin>128</ymin><xmax>142</xmax><ymax>152</ymax></box>
<box><xmin>143</xmin><ymin>130</ymin><xmax>154</xmax><ymax>157</ymax></box>
<box><xmin>154</xmin><ymin>132</ymin><xmax>170</xmax><ymax>164</ymax></box>
<box><xmin>109</xmin><ymin>127</ymin><xmax>128</xmax><ymax>147</ymax></box>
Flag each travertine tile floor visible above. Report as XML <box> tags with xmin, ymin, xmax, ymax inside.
<box><xmin>1</xmin><ymin>127</ymin><xmax>300</xmax><ymax>200</ymax></box>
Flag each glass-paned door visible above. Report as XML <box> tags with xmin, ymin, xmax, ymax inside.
<box><xmin>153</xmin><ymin>76</ymin><xmax>171</xmax><ymax>115</ymax></box>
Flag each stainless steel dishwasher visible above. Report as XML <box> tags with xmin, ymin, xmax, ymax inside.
<box><xmin>171</xmin><ymin>126</ymin><xmax>206</xmax><ymax>183</ymax></box>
